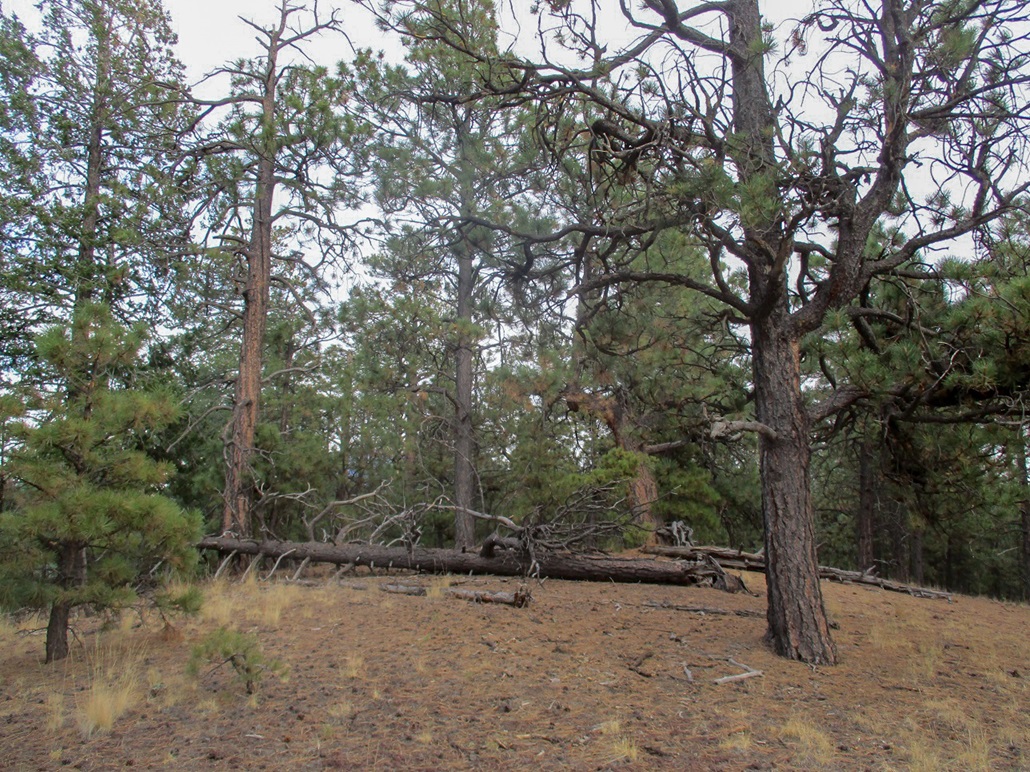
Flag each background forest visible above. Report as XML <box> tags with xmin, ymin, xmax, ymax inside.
<box><xmin>1</xmin><ymin>0</ymin><xmax>1029</xmax><ymax>666</ymax></box>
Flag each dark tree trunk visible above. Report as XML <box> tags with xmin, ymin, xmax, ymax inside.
<box><xmin>45</xmin><ymin>543</ymin><xmax>86</xmax><ymax>663</ymax></box>
<box><xmin>222</xmin><ymin>152</ymin><xmax>273</xmax><ymax>537</ymax></box>
<box><xmin>752</xmin><ymin>312</ymin><xmax>837</xmax><ymax>665</ymax></box>
<box><xmin>725</xmin><ymin>0</ymin><xmax>836</xmax><ymax>664</ymax></box>
<box><xmin>1017</xmin><ymin>434</ymin><xmax>1030</xmax><ymax>600</ymax></box>
<box><xmin>1021</xmin><ymin>498</ymin><xmax>1030</xmax><ymax>601</ymax></box>
<box><xmin>452</xmin><ymin>127</ymin><xmax>478</xmax><ymax>550</ymax></box>
<box><xmin>890</xmin><ymin>502</ymin><xmax>910</xmax><ymax>582</ymax></box>
<box><xmin>856</xmin><ymin>438</ymin><xmax>877</xmax><ymax>571</ymax></box>
<box><xmin>911</xmin><ymin>526</ymin><xmax>924</xmax><ymax>586</ymax></box>
<box><xmin>453</xmin><ymin>220</ymin><xmax>476</xmax><ymax>550</ymax></box>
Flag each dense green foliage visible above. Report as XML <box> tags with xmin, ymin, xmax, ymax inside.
<box><xmin>0</xmin><ymin>305</ymin><xmax>202</xmax><ymax>658</ymax></box>
<box><xmin>1</xmin><ymin>0</ymin><xmax>1029</xmax><ymax>655</ymax></box>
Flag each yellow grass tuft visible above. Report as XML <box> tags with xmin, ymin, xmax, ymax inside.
<box><xmin>45</xmin><ymin>692</ymin><xmax>66</xmax><ymax>733</ymax></box>
<box><xmin>955</xmin><ymin>726</ymin><xmax>993</xmax><ymax>772</ymax></box>
<box><xmin>779</xmin><ymin>716</ymin><xmax>836</xmax><ymax>768</ymax></box>
<box><xmin>200</xmin><ymin>581</ymin><xmax>235</xmax><ymax>626</ymax></box>
<box><xmin>905</xmin><ymin>738</ymin><xmax>942</xmax><ymax>772</ymax></box>
<box><xmin>608</xmin><ymin>735</ymin><xmax>639</xmax><ymax>762</ymax></box>
<box><xmin>343</xmin><ymin>654</ymin><xmax>364</xmax><ymax>679</ymax></box>
<box><xmin>426</xmin><ymin>576</ymin><xmax>454</xmax><ymax>600</ymax></box>
<box><xmin>76</xmin><ymin>644</ymin><xmax>144</xmax><ymax>737</ymax></box>
<box><xmin>258</xmin><ymin>583</ymin><xmax>302</xmax><ymax>627</ymax></box>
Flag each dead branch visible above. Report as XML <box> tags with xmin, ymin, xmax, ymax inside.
<box><xmin>714</xmin><ymin>658</ymin><xmax>763</xmax><ymax>685</ymax></box>
<box><xmin>642</xmin><ymin>545</ymin><xmax>953</xmax><ymax>600</ymax></box>
<box><xmin>379</xmin><ymin>583</ymin><xmax>531</xmax><ymax>607</ymax></box>
<box><xmin>643</xmin><ymin>600</ymin><xmax>763</xmax><ymax>618</ymax></box>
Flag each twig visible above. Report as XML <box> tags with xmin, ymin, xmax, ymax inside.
<box><xmin>240</xmin><ymin>554</ymin><xmax>262</xmax><ymax>582</ymax></box>
<box><xmin>264</xmin><ymin>549</ymin><xmax>296</xmax><ymax>581</ymax></box>
<box><xmin>214</xmin><ymin>550</ymin><xmax>239</xmax><ymax>580</ymax></box>
<box><xmin>290</xmin><ymin>557</ymin><xmax>310</xmax><ymax>582</ymax></box>
<box><xmin>714</xmin><ymin>658</ymin><xmax>763</xmax><ymax>685</ymax></box>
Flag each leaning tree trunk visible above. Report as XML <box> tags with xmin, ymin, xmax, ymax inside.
<box><xmin>752</xmin><ymin>311</ymin><xmax>837</xmax><ymax>665</ymax></box>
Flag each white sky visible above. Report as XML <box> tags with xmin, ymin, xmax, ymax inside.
<box><xmin>6</xmin><ymin>1</ymin><xmax>815</xmax><ymax>87</ymax></box>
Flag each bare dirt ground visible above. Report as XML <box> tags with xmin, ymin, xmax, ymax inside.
<box><xmin>1</xmin><ymin>561</ymin><xmax>1028</xmax><ymax>770</ymax></box>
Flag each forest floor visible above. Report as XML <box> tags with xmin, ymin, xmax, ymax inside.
<box><xmin>1</xmin><ymin>558</ymin><xmax>1028</xmax><ymax>771</ymax></box>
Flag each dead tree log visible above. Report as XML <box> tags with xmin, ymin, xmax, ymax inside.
<box><xmin>381</xmin><ymin>584</ymin><xmax>531</xmax><ymax>607</ymax></box>
<box><xmin>196</xmin><ymin>536</ymin><xmax>733</xmax><ymax>588</ymax></box>
<box><xmin>642</xmin><ymin>545</ymin><xmax>953</xmax><ymax>600</ymax></box>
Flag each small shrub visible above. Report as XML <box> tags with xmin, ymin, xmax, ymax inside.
<box><xmin>187</xmin><ymin>628</ymin><xmax>285</xmax><ymax>694</ymax></box>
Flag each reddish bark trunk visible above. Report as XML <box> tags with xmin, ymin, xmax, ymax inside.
<box><xmin>752</xmin><ymin>313</ymin><xmax>837</xmax><ymax>665</ymax></box>
<box><xmin>222</xmin><ymin>34</ymin><xmax>280</xmax><ymax>537</ymax></box>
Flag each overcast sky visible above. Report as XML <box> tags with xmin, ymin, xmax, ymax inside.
<box><xmin>6</xmin><ymin>0</ymin><xmax>815</xmax><ymax>89</ymax></box>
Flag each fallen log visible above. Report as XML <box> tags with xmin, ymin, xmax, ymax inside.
<box><xmin>381</xmin><ymin>583</ymin><xmax>531</xmax><ymax>607</ymax></box>
<box><xmin>642</xmin><ymin>545</ymin><xmax>953</xmax><ymax>600</ymax></box>
<box><xmin>196</xmin><ymin>536</ymin><xmax>733</xmax><ymax>588</ymax></box>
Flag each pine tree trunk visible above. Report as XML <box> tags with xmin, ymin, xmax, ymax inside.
<box><xmin>1017</xmin><ymin>432</ymin><xmax>1030</xmax><ymax>600</ymax></box>
<box><xmin>1021</xmin><ymin>498</ymin><xmax>1030</xmax><ymax>601</ymax></box>
<box><xmin>45</xmin><ymin>543</ymin><xmax>85</xmax><ymax>663</ymax></box>
<box><xmin>222</xmin><ymin>153</ymin><xmax>273</xmax><ymax>538</ymax></box>
<box><xmin>453</xmin><ymin>232</ymin><xmax>476</xmax><ymax>550</ymax></box>
<box><xmin>628</xmin><ymin>460</ymin><xmax>660</xmax><ymax>540</ymax></box>
<box><xmin>222</xmin><ymin>45</ymin><xmax>278</xmax><ymax>536</ymax></box>
<box><xmin>752</xmin><ymin>312</ymin><xmax>837</xmax><ymax>665</ymax></box>
<box><xmin>856</xmin><ymin>438</ymin><xmax>877</xmax><ymax>571</ymax></box>
<box><xmin>451</xmin><ymin>126</ymin><xmax>478</xmax><ymax>550</ymax></box>
<box><xmin>911</xmin><ymin>526</ymin><xmax>925</xmax><ymax>586</ymax></box>
<box><xmin>45</xmin><ymin>600</ymin><xmax>71</xmax><ymax>664</ymax></box>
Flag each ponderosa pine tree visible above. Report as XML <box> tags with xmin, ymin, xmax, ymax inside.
<box><xmin>192</xmin><ymin>0</ymin><xmax>367</xmax><ymax>537</ymax></box>
<box><xmin>372</xmin><ymin>0</ymin><xmax>1030</xmax><ymax>663</ymax></box>
<box><xmin>0</xmin><ymin>305</ymin><xmax>201</xmax><ymax>663</ymax></box>
<box><xmin>354</xmin><ymin>0</ymin><xmax>553</xmax><ymax>548</ymax></box>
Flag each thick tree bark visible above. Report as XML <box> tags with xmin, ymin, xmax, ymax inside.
<box><xmin>729</xmin><ymin>0</ymin><xmax>836</xmax><ymax>665</ymax></box>
<box><xmin>222</xmin><ymin>41</ymin><xmax>279</xmax><ymax>537</ymax></box>
<box><xmin>1022</xmin><ymin>498</ymin><xmax>1030</xmax><ymax>601</ymax></box>
<box><xmin>752</xmin><ymin>313</ymin><xmax>837</xmax><ymax>665</ymax></box>
<box><xmin>222</xmin><ymin>153</ymin><xmax>273</xmax><ymax>537</ymax></box>
<box><xmin>197</xmin><ymin>536</ymin><xmax>733</xmax><ymax>587</ymax></box>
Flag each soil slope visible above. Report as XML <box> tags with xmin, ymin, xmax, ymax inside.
<box><xmin>1</xmin><ymin>566</ymin><xmax>1028</xmax><ymax>770</ymax></box>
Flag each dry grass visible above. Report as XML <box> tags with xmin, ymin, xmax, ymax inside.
<box><xmin>779</xmin><ymin>715</ymin><xmax>837</xmax><ymax>768</ymax></box>
<box><xmin>0</xmin><ymin>572</ymin><xmax>1028</xmax><ymax>770</ymax></box>
<box><xmin>76</xmin><ymin>643</ymin><xmax>145</xmax><ymax>737</ymax></box>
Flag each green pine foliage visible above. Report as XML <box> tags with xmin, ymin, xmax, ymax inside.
<box><xmin>0</xmin><ymin>305</ymin><xmax>202</xmax><ymax>660</ymax></box>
